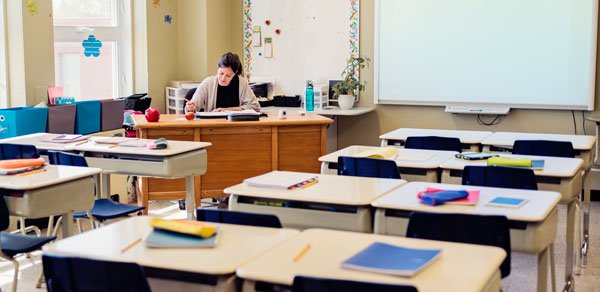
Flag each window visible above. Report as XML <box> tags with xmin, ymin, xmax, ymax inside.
<box><xmin>0</xmin><ymin>1</ymin><xmax>7</xmax><ymax>107</ymax></box>
<box><xmin>53</xmin><ymin>0</ymin><xmax>131</xmax><ymax>100</ymax></box>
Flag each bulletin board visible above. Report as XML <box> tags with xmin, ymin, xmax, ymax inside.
<box><xmin>243</xmin><ymin>0</ymin><xmax>360</xmax><ymax>99</ymax></box>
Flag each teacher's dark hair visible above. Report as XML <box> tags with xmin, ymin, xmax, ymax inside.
<box><xmin>218</xmin><ymin>52</ymin><xmax>243</xmax><ymax>76</ymax></box>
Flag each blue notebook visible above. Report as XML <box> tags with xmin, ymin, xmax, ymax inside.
<box><xmin>341</xmin><ymin>242</ymin><xmax>442</xmax><ymax>277</ymax></box>
<box><xmin>145</xmin><ymin>228</ymin><xmax>220</xmax><ymax>248</ymax></box>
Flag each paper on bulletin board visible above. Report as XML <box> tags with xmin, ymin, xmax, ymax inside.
<box><xmin>253</xmin><ymin>26</ymin><xmax>262</xmax><ymax>47</ymax></box>
<box><xmin>264</xmin><ymin>37</ymin><xmax>273</xmax><ymax>58</ymax></box>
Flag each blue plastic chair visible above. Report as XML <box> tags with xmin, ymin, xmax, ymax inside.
<box><xmin>337</xmin><ymin>156</ymin><xmax>401</xmax><ymax>179</ymax></box>
<box><xmin>407</xmin><ymin>212</ymin><xmax>511</xmax><ymax>278</ymax></box>
<box><xmin>512</xmin><ymin>140</ymin><xmax>576</xmax><ymax>158</ymax></box>
<box><xmin>404</xmin><ymin>136</ymin><xmax>462</xmax><ymax>152</ymax></box>
<box><xmin>196</xmin><ymin>209</ymin><xmax>282</xmax><ymax>228</ymax></box>
<box><xmin>0</xmin><ymin>143</ymin><xmax>39</xmax><ymax>159</ymax></box>
<box><xmin>292</xmin><ymin>276</ymin><xmax>418</xmax><ymax>292</ymax></box>
<box><xmin>462</xmin><ymin>165</ymin><xmax>538</xmax><ymax>190</ymax></box>
<box><xmin>43</xmin><ymin>254</ymin><xmax>151</xmax><ymax>292</ymax></box>
<box><xmin>47</xmin><ymin>151</ymin><xmax>145</xmax><ymax>224</ymax></box>
<box><xmin>0</xmin><ymin>192</ymin><xmax>56</xmax><ymax>292</ymax></box>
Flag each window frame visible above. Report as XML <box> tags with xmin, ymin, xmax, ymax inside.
<box><xmin>52</xmin><ymin>0</ymin><xmax>132</xmax><ymax>100</ymax></box>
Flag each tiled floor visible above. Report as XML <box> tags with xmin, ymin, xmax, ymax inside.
<box><xmin>2</xmin><ymin>201</ymin><xmax>600</xmax><ymax>291</ymax></box>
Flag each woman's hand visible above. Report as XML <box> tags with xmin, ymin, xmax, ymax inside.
<box><xmin>185</xmin><ymin>100</ymin><xmax>198</xmax><ymax>113</ymax></box>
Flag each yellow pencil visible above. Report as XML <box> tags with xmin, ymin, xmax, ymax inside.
<box><xmin>108</xmin><ymin>144</ymin><xmax>119</xmax><ymax>148</ymax></box>
<box><xmin>73</xmin><ymin>140</ymin><xmax>89</xmax><ymax>146</ymax></box>
<box><xmin>293</xmin><ymin>244</ymin><xmax>311</xmax><ymax>262</ymax></box>
<box><xmin>18</xmin><ymin>168</ymin><xmax>46</xmax><ymax>176</ymax></box>
<box><xmin>121</xmin><ymin>238</ymin><xmax>142</xmax><ymax>253</ymax></box>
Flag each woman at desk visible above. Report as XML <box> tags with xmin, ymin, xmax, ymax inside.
<box><xmin>185</xmin><ymin>52</ymin><xmax>260</xmax><ymax>113</ymax></box>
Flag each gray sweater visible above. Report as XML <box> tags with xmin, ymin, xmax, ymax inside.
<box><xmin>190</xmin><ymin>75</ymin><xmax>260</xmax><ymax>112</ymax></box>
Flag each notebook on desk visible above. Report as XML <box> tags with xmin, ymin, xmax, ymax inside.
<box><xmin>244</xmin><ymin>171</ymin><xmax>319</xmax><ymax>190</ymax></box>
<box><xmin>341</xmin><ymin>242</ymin><xmax>442</xmax><ymax>277</ymax></box>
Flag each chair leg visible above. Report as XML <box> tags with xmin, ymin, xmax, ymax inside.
<box><xmin>47</xmin><ymin>215</ymin><xmax>55</xmax><ymax>236</ymax></box>
<box><xmin>35</xmin><ymin>271</ymin><xmax>44</xmax><ymax>288</ymax></box>
<box><xmin>19</xmin><ymin>218</ymin><xmax>26</xmax><ymax>235</ymax></box>
<box><xmin>76</xmin><ymin>218</ymin><xmax>83</xmax><ymax>233</ymax></box>
<box><xmin>550</xmin><ymin>243</ymin><xmax>556</xmax><ymax>292</ymax></box>
<box><xmin>575</xmin><ymin>200</ymin><xmax>582</xmax><ymax>275</ymax></box>
<box><xmin>10</xmin><ymin>257</ymin><xmax>19</xmax><ymax>292</ymax></box>
<box><xmin>52</xmin><ymin>217</ymin><xmax>63</xmax><ymax>238</ymax></box>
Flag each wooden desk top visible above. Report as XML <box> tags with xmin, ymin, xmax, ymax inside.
<box><xmin>319</xmin><ymin>145</ymin><xmax>457</xmax><ymax>169</ymax></box>
<box><xmin>133</xmin><ymin>112</ymin><xmax>333</xmax><ymax>129</ymax></box>
<box><xmin>0</xmin><ymin>165</ymin><xmax>101</xmax><ymax>190</ymax></box>
<box><xmin>237</xmin><ymin>228</ymin><xmax>505</xmax><ymax>291</ymax></box>
<box><xmin>439</xmin><ymin>154</ymin><xmax>583</xmax><ymax>178</ymax></box>
<box><xmin>225</xmin><ymin>171</ymin><xmax>406</xmax><ymax>205</ymax></box>
<box><xmin>372</xmin><ymin>182</ymin><xmax>561</xmax><ymax>222</ymax></box>
<box><xmin>44</xmin><ymin>216</ymin><xmax>299</xmax><ymax>275</ymax></box>
<box><xmin>379</xmin><ymin>128</ymin><xmax>493</xmax><ymax>144</ymax></box>
<box><xmin>481</xmin><ymin>131</ymin><xmax>596</xmax><ymax>150</ymax></box>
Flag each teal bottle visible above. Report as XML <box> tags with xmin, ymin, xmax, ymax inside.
<box><xmin>305</xmin><ymin>80</ymin><xmax>314</xmax><ymax>112</ymax></box>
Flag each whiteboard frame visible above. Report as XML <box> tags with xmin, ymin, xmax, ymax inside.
<box><xmin>243</xmin><ymin>0</ymin><xmax>360</xmax><ymax>101</ymax></box>
<box><xmin>374</xmin><ymin>0</ymin><xmax>598</xmax><ymax>111</ymax></box>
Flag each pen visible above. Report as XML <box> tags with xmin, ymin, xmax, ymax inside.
<box><xmin>121</xmin><ymin>238</ymin><xmax>142</xmax><ymax>253</ymax></box>
<box><xmin>293</xmin><ymin>244</ymin><xmax>311</xmax><ymax>262</ymax></box>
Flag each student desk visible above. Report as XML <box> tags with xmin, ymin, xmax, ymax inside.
<box><xmin>0</xmin><ymin>133</ymin><xmax>211</xmax><ymax>220</ymax></box>
<box><xmin>0</xmin><ymin>165</ymin><xmax>101</xmax><ymax>237</ymax></box>
<box><xmin>43</xmin><ymin>216</ymin><xmax>299</xmax><ymax>292</ymax></box>
<box><xmin>133</xmin><ymin>112</ymin><xmax>332</xmax><ymax>201</ymax></box>
<box><xmin>318</xmin><ymin>145</ymin><xmax>456</xmax><ymax>182</ymax></box>
<box><xmin>371</xmin><ymin>182</ymin><xmax>560</xmax><ymax>292</ymax></box>
<box><xmin>379</xmin><ymin>128</ymin><xmax>493</xmax><ymax>152</ymax></box>
<box><xmin>439</xmin><ymin>154</ymin><xmax>583</xmax><ymax>292</ymax></box>
<box><xmin>481</xmin><ymin>131</ymin><xmax>596</xmax><ymax>268</ymax></box>
<box><xmin>236</xmin><ymin>228</ymin><xmax>506</xmax><ymax>292</ymax></box>
<box><xmin>225</xmin><ymin>172</ymin><xmax>406</xmax><ymax>232</ymax></box>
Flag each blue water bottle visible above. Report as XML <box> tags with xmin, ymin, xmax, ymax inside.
<box><xmin>305</xmin><ymin>80</ymin><xmax>314</xmax><ymax>112</ymax></box>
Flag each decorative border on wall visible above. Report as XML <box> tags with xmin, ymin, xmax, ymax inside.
<box><xmin>243</xmin><ymin>0</ymin><xmax>252</xmax><ymax>80</ymax></box>
<box><xmin>350</xmin><ymin>0</ymin><xmax>360</xmax><ymax>79</ymax></box>
<box><xmin>243</xmin><ymin>0</ymin><xmax>360</xmax><ymax>80</ymax></box>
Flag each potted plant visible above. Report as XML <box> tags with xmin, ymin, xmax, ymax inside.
<box><xmin>332</xmin><ymin>55</ymin><xmax>371</xmax><ymax>110</ymax></box>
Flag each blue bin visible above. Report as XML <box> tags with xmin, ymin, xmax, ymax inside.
<box><xmin>75</xmin><ymin>100</ymin><xmax>101</xmax><ymax>134</ymax></box>
<box><xmin>0</xmin><ymin>107</ymin><xmax>48</xmax><ymax>139</ymax></box>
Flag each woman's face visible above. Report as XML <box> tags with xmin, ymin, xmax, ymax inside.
<box><xmin>217</xmin><ymin>67</ymin><xmax>235</xmax><ymax>86</ymax></box>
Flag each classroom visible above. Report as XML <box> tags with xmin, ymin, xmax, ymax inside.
<box><xmin>0</xmin><ymin>0</ymin><xmax>599</xmax><ymax>291</ymax></box>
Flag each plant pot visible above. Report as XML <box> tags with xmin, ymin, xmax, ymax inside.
<box><xmin>338</xmin><ymin>94</ymin><xmax>355</xmax><ymax>110</ymax></box>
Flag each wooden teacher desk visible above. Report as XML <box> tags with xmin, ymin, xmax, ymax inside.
<box><xmin>133</xmin><ymin>112</ymin><xmax>332</xmax><ymax>201</ymax></box>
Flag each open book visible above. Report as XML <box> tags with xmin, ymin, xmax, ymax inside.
<box><xmin>342</xmin><ymin>242</ymin><xmax>441</xmax><ymax>277</ymax></box>
<box><xmin>244</xmin><ymin>171</ymin><xmax>318</xmax><ymax>190</ymax></box>
<box><xmin>355</xmin><ymin>147</ymin><xmax>399</xmax><ymax>159</ymax></box>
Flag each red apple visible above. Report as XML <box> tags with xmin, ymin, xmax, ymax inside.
<box><xmin>145</xmin><ymin>107</ymin><xmax>160</xmax><ymax>122</ymax></box>
<box><xmin>184</xmin><ymin>111</ymin><xmax>195</xmax><ymax>120</ymax></box>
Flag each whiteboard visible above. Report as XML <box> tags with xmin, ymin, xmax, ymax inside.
<box><xmin>375</xmin><ymin>0</ymin><xmax>598</xmax><ymax>110</ymax></box>
<box><xmin>244</xmin><ymin>0</ymin><xmax>359</xmax><ymax>98</ymax></box>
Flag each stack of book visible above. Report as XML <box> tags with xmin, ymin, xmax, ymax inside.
<box><xmin>0</xmin><ymin>158</ymin><xmax>46</xmax><ymax>175</ymax></box>
<box><xmin>40</xmin><ymin>134</ymin><xmax>88</xmax><ymax>144</ymax></box>
<box><xmin>145</xmin><ymin>218</ymin><xmax>220</xmax><ymax>248</ymax></box>
<box><xmin>417</xmin><ymin>187</ymin><xmax>480</xmax><ymax>206</ymax></box>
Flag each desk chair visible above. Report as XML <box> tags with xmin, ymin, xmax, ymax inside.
<box><xmin>512</xmin><ymin>140</ymin><xmax>576</xmax><ymax>158</ymax></box>
<box><xmin>0</xmin><ymin>143</ymin><xmax>42</xmax><ymax>236</ymax></box>
<box><xmin>182</xmin><ymin>87</ymin><xmax>197</xmax><ymax>113</ymax></box>
<box><xmin>47</xmin><ymin>151</ymin><xmax>145</xmax><ymax>231</ymax></box>
<box><xmin>462</xmin><ymin>165</ymin><xmax>538</xmax><ymax>190</ymax></box>
<box><xmin>404</xmin><ymin>136</ymin><xmax>462</xmax><ymax>153</ymax></box>
<box><xmin>0</xmin><ymin>193</ymin><xmax>56</xmax><ymax>292</ymax></box>
<box><xmin>407</xmin><ymin>212</ymin><xmax>511</xmax><ymax>278</ymax></box>
<box><xmin>292</xmin><ymin>276</ymin><xmax>417</xmax><ymax>292</ymax></box>
<box><xmin>196</xmin><ymin>209</ymin><xmax>282</xmax><ymax>228</ymax></box>
<box><xmin>42</xmin><ymin>254</ymin><xmax>151</xmax><ymax>292</ymax></box>
<box><xmin>337</xmin><ymin>156</ymin><xmax>401</xmax><ymax>179</ymax></box>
